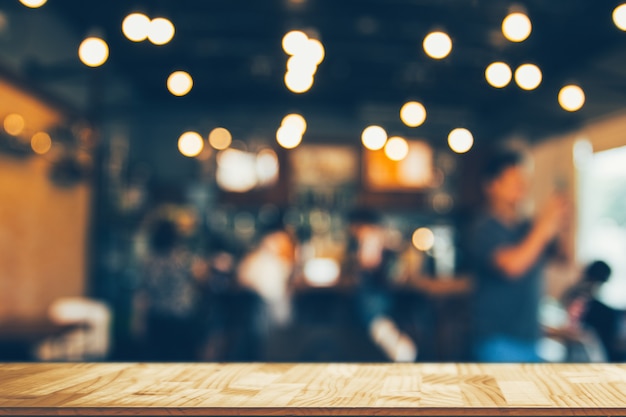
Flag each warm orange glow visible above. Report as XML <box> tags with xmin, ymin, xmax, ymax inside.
<box><xmin>3</xmin><ymin>113</ymin><xmax>25</xmax><ymax>136</ymax></box>
<box><xmin>208</xmin><ymin>127</ymin><xmax>233</xmax><ymax>150</ymax></box>
<box><xmin>31</xmin><ymin>132</ymin><xmax>52</xmax><ymax>154</ymax></box>
<box><xmin>412</xmin><ymin>227</ymin><xmax>435</xmax><ymax>251</ymax></box>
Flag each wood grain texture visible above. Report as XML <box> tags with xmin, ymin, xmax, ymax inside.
<box><xmin>1</xmin><ymin>363</ymin><xmax>626</xmax><ymax>416</ymax></box>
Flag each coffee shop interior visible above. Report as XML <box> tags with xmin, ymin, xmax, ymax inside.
<box><xmin>1</xmin><ymin>0</ymin><xmax>626</xmax><ymax>364</ymax></box>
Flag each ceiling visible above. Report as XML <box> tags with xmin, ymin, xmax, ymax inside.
<box><xmin>7</xmin><ymin>0</ymin><xmax>626</xmax><ymax>147</ymax></box>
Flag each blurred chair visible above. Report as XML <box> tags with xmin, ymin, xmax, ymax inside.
<box><xmin>35</xmin><ymin>297</ymin><xmax>111</xmax><ymax>361</ymax></box>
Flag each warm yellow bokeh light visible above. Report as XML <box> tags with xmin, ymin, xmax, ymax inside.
<box><xmin>208</xmin><ymin>127</ymin><xmax>233</xmax><ymax>150</ymax></box>
<box><xmin>285</xmin><ymin>71</ymin><xmax>314</xmax><ymax>93</ymax></box>
<box><xmin>78</xmin><ymin>37</ymin><xmax>109</xmax><ymax>67</ymax></box>
<box><xmin>614</xmin><ymin>4</ymin><xmax>626</xmax><ymax>30</ymax></box>
<box><xmin>286</xmin><ymin>55</ymin><xmax>317</xmax><ymax>75</ymax></box>
<box><xmin>19</xmin><ymin>0</ymin><xmax>47</xmax><ymax>8</ymax></box>
<box><xmin>384</xmin><ymin>136</ymin><xmax>409</xmax><ymax>161</ymax></box>
<box><xmin>3</xmin><ymin>113</ymin><xmax>25</xmax><ymax>136</ymax></box>
<box><xmin>281</xmin><ymin>113</ymin><xmax>307</xmax><ymax>134</ymax></box>
<box><xmin>31</xmin><ymin>132</ymin><xmax>52</xmax><ymax>155</ymax></box>
<box><xmin>558</xmin><ymin>85</ymin><xmax>585</xmax><ymax>112</ymax></box>
<box><xmin>276</xmin><ymin>124</ymin><xmax>303</xmax><ymax>149</ymax></box>
<box><xmin>400</xmin><ymin>101</ymin><xmax>427</xmax><ymax>127</ymax></box>
<box><xmin>514</xmin><ymin>64</ymin><xmax>542</xmax><ymax>90</ymax></box>
<box><xmin>502</xmin><ymin>12</ymin><xmax>532</xmax><ymax>42</ymax></box>
<box><xmin>447</xmin><ymin>128</ymin><xmax>474</xmax><ymax>154</ymax></box>
<box><xmin>148</xmin><ymin>17</ymin><xmax>175</xmax><ymax>45</ymax></box>
<box><xmin>167</xmin><ymin>71</ymin><xmax>193</xmax><ymax>96</ymax></box>
<box><xmin>412</xmin><ymin>227</ymin><xmax>435</xmax><ymax>252</ymax></box>
<box><xmin>423</xmin><ymin>31</ymin><xmax>452</xmax><ymax>59</ymax></box>
<box><xmin>122</xmin><ymin>13</ymin><xmax>150</xmax><ymax>42</ymax></box>
<box><xmin>305</xmin><ymin>39</ymin><xmax>325</xmax><ymax>65</ymax></box>
<box><xmin>282</xmin><ymin>30</ymin><xmax>309</xmax><ymax>55</ymax></box>
<box><xmin>178</xmin><ymin>131</ymin><xmax>204</xmax><ymax>157</ymax></box>
<box><xmin>485</xmin><ymin>62</ymin><xmax>512</xmax><ymax>88</ymax></box>
<box><xmin>361</xmin><ymin>125</ymin><xmax>388</xmax><ymax>151</ymax></box>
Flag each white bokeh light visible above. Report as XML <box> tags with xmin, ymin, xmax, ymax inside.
<box><xmin>423</xmin><ymin>31</ymin><xmax>452</xmax><ymax>59</ymax></box>
<box><xmin>447</xmin><ymin>128</ymin><xmax>474</xmax><ymax>153</ymax></box>
<box><xmin>148</xmin><ymin>17</ymin><xmax>175</xmax><ymax>45</ymax></box>
<box><xmin>558</xmin><ymin>85</ymin><xmax>585</xmax><ymax>112</ymax></box>
<box><xmin>485</xmin><ymin>62</ymin><xmax>512</xmax><ymax>88</ymax></box>
<box><xmin>178</xmin><ymin>131</ymin><xmax>204</xmax><ymax>157</ymax></box>
<box><xmin>361</xmin><ymin>125</ymin><xmax>388</xmax><ymax>150</ymax></box>
<box><xmin>502</xmin><ymin>12</ymin><xmax>532</xmax><ymax>42</ymax></box>
<box><xmin>613</xmin><ymin>4</ymin><xmax>626</xmax><ymax>31</ymax></box>
<box><xmin>167</xmin><ymin>71</ymin><xmax>193</xmax><ymax>96</ymax></box>
<box><xmin>78</xmin><ymin>37</ymin><xmax>109</xmax><ymax>67</ymax></box>
<box><xmin>412</xmin><ymin>227</ymin><xmax>435</xmax><ymax>251</ymax></box>
<box><xmin>122</xmin><ymin>13</ymin><xmax>150</xmax><ymax>42</ymax></box>
<box><xmin>400</xmin><ymin>101</ymin><xmax>427</xmax><ymax>127</ymax></box>
<box><xmin>384</xmin><ymin>136</ymin><xmax>409</xmax><ymax>161</ymax></box>
<box><xmin>514</xmin><ymin>64</ymin><xmax>542</xmax><ymax>90</ymax></box>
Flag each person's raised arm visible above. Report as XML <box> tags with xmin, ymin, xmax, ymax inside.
<box><xmin>493</xmin><ymin>195</ymin><xmax>568</xmax><ymax>279</ymax></box>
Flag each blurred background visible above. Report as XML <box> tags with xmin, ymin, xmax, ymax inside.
<box><xmin>1</xmin><ymin>0</ymin><xmax>626</xmax><ymax>363</ymax></box>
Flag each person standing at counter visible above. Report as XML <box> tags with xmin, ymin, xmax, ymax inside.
<box><xmin>470</xmin><ymin>149</ymin><xmax>569</xmax><ymax>362</ymax></box>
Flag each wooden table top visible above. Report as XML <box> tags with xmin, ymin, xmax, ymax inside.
<box><xmin>1</xmin><ymin>363</ymin><xmax>626</xmax><ymax>416</ymax></box>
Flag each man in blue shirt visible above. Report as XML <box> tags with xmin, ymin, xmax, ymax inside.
<box><xmin>471</xmin><ymin>149</ymin><xmax>568</xmax><ymax>362</ymax></box>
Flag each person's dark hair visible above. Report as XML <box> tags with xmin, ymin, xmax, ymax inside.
<box><xmin>346</xmin><ymin>207</ymin><xmax>381</xmax><ymax>225</ymax></box>
<box><xmin>481</xmin><ymin>149</ymin><xmax>524</xmax><ymax>184</ymax></box>
<box><xmin>149</xmin><ymin>219</ymin><xmax>178</xmax><ymax>254</ymax></box>
<box><xmin>583</xmin><ymin>260</ymin><xmax>611</xmax><ymax>283</ymax></box>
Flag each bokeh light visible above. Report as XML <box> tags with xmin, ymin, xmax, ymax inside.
<box><xmin>281</xmin><ymin>113</ymin><xmax>307</xmax><ymax>134</ymax></box>
<box><xmin>447</xmin><ymin>128</ymin><xmax>474</xmax><ymax>153</ymax></box>
<box><xmin>285</xmin><ymin>71</ymin><xmax>314</xmax><ymax>93</ymax></box>
<box><xmin>384</xmin><ymin>136</ymin><xmax>409</xmax><ymax>161</ymax></box>
<box><xmin>558</xmin><ymin>85</ymin><xmax>585</xmax><ymax>112</ymax></box>
<box><xmin>502</xmin><ymin>12</ymin><xmax>532</xmax><ymax>42</ymax></box>
<box><xmin>31</xmin><ymin>132</ymin><xmax>52</xmax><ymax>155</ymax></box>
<box><xmin>514</xmin><ymin>64</ymin><xmax>542</xmax><ymax>90</ymax></box>
<box><xmin>412</xmin><ymin>227</ymin><xmax>435</xmax><ymax>251</ymax></box>
<box><xmin>276</xmin><ymin>124</ymin><xmax>303</xmax><ymax>149</ymax></box>
<box><xmin>19</xmin><ymin>0</ymin><xmax>47</xmax><ymax>8</ymax></box>
<box><xmin>423</xmin><ymin>31</ymin><xmax>452</xmax><ymax>59</ymax></box>
<box><xmin>208</xmin><ymin>127</ymin><xmax>233</xmax><ymax>150</ymax></box>
<box><xmin>216</xmin><ymin>149</ymin><xmax>258</xmax><ymax>192</ymax></box>
<box><xmin>361</xmin><ymin>125</ymin><xmax>388</xmax><ymax>150</ymax></box>
<box><xmin>3</xmin><ymin>113</ymin><xmax>25</xmax><ymax>136</ymax></box>
<box><xmin>78</xmin><ymin>37</ymin><xmax>109</xmax><ymax>67</ymax></box>
<box><xmin>178</xmin><ymin>131</ymin><xmax>204</xmax><ymax>157</ymax></box>
<box><xmin>400</xmin><ymin>101</ymin><xmax>427</xmax><ymax>127</ymax></box>
<box><xmin>148</xmin><ymin>17</ymin><xmax>175</xmax><ymax>45</ymax></box>
<box><xmin>167</xmin><ymin>71</ymin><xmax>193</xmax><ymax>96</ymax></box>
<box><xmin>485</xmin><ymin>62</ymin><xmax>512</xmax><ymax>88</ymax></box>
<box><xmin>256</xmin><ymin>148</ymin><xmax>280</xmax><ymax>185</ymax></box>
<box><xmin>282</xmin><ymin>30</ymin><xmax>309</xmax><ymax>55</ymax></box>
<box><xmin>613</xmin><ymin>4</ymin><xmax>626</xmax><ymax>31</ymax></box>
<box><xmin>122</xmin><ymin>13</ymin><xmax>150</xmax><ymax>42</ymax></box>
<box><xmin>305</xmin><ymin>38</ymin><xmax>325</xmax><ymax>65</ymax></box>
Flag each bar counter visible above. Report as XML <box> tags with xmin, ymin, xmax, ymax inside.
<box><xmin>1</xmin><ymin>363</ymin><xmax>626</xmax><ymax>416</ymax></box>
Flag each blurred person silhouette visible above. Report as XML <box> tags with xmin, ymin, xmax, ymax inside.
<box><xmin>237</xmin><ymin>225</ymin><xmax>297</xmax><ymax>328</ymax></box>
<box><xmin>346</xmin><ymin>208</ymin><xmax>417</xmax><ymax>362</ymax></box>
<box><xmin>470</xmin><ymin>149</ymin><xmax>569</xmax><ymax>362</ymax></box>
<box><xmin>135</xmin><ymin>218</ymin><xmax>204</xmax><ymax>361</ymax></box>
<box><xmin>553</xmin><ymin>260</ymin><xmax>612</xmax><ymax>361</ymax></box>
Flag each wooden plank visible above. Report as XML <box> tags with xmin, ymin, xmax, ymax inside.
<box><xmin>1</xmin><ymin>363</ymin><xmax>626</xmax><ymax>416</ymax></box>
